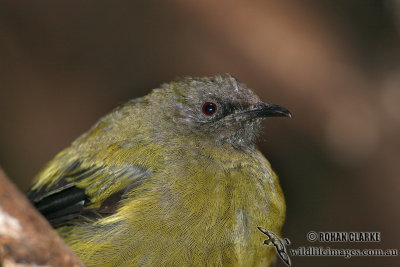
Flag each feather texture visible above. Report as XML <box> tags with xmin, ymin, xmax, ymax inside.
<box><xmin>28</xmin><ymin>76</ymin><xmax>287</xmax><ymax>266</ymax></box>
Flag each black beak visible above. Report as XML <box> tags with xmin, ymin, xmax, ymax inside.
<box><xmin>240</xmin><ymin>102</ymin><xmax>291</xmax><ymax>120</ymax></box>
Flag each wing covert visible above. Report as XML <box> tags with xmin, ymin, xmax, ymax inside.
<box><xmin>28</xmin><ymin>158</ymin><xmax>152</xmax><ymax>227</ymax></box>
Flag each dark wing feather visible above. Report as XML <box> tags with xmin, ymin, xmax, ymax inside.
<box><xmin>28</xmin><ymin>159</ymin><xmax>151</xmax><ymax>227</ymax></box>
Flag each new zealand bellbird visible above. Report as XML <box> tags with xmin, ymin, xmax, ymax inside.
<box><xmin>28</xmin><ymin>75</ymin><xmax>291</xmax><ymax>266</ymax></box>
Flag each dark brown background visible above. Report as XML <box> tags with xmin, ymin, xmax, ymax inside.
<box><xmin>1</xmin><ymin>1</ymin><xmax>399</xmax><ymax>266</ymax></box>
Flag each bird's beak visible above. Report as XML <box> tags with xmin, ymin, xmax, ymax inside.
<box><xmin>239</xmin><ymin>102</ymin><xmax>292</xmax><ymax>121</ymax></box>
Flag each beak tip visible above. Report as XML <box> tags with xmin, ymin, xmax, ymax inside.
<box><xmin>242</xmin><ymin>102</ymin><xmax>292</xmax><ymax>120</ymax></box>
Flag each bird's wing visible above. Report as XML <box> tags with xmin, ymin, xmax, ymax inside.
<box><xmin>27</xmin><ymin>152</ymin><xmax>152</xmax><ymax>227</ymax></box>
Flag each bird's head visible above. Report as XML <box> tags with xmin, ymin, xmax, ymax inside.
<box><xmin>148</xmin><ymin>75</ymin><xmax>291</xmax><ymax>150</ymax></box>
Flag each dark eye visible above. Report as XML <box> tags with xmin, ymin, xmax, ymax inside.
<box><xmin>202</xmin><ymin>102</ymin><xmax>217</xmax><ymax>116</ymax></box>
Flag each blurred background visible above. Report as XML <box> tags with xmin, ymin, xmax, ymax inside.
<box><xmin>0</xmin><ymin>0</ymin><xmax>399</xmax><ymax>266</ymax></box>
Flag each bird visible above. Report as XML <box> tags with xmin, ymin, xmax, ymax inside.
<box><xmin>27</xmin><ymin>75</ymin><xmax>291</xmax><ymax>266</ymax></box>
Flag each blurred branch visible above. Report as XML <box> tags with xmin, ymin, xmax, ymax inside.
<box><xmin>0</xmin><ymin>168</ymin><xmax>84</xmax><ymax>267</ymax></box>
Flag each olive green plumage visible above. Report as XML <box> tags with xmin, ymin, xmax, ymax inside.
<box><xmin>28</xmin><ymin>75</ymin><xmax>290</xmax><ymax>266</ymax></box>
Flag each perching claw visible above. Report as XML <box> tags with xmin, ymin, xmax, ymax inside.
<box><xmin>257</xmin><ymin>227</ymin><xmax>292</xmax><ymax>266</ymax></box>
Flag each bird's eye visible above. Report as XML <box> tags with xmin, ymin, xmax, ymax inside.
<box><xmin>202</xmin><ymin>102</ymin><xmax>217</xmax><ymax>116</ymax></box>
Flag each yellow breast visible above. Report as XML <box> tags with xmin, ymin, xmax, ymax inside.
<box><xmin>65</xmin><ymin>147</ymin><xmax>285</xmax><ymax>267</ymax></box>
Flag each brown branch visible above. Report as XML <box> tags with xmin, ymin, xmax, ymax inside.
<box><xmin>0</xmin><ymin>168</ymin><xmax>84</xmax><ymax>267</ymax></box>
